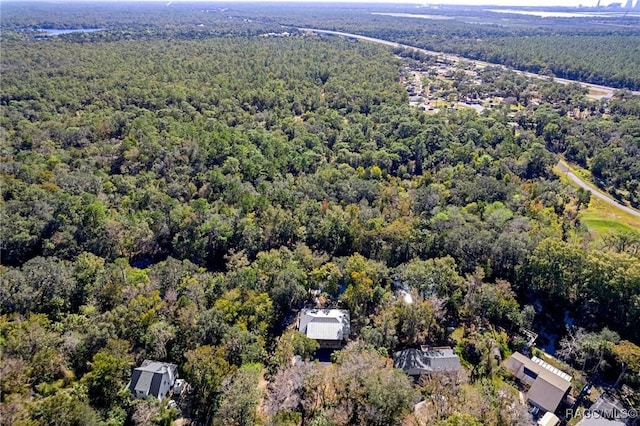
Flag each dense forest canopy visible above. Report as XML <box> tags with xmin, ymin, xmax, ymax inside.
<box><xmin>1</xmin><ymin>2</ymin><xmax>639</xmax><ymax>426</ymax></box>
<box><xmin>241</xmin><ymin>3</ymin><xmax>640</xmax><ymax>90</ymax></box>
<box><xmin>2</xmin><ymin>1</ymin><xmax>639</xmax><ymax>88</ymax></box>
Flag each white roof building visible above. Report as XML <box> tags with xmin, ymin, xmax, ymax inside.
<box><xmin>298</xmin><ymin>309</ymin><xmax>350</xmax><ymax>348</ymax></box>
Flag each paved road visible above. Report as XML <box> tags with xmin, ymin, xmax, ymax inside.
<box><xmin>301</xmin><ymin>28</ymin><xmax>640</xmax><ymax>97</ymax></box>
<box><xmin>556</xmin><ymin>162</ymin><xmax>640</xmax><ymax>219</ymax></box>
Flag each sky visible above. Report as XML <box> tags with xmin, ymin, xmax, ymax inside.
<box><xmin>440</xmin><ymin>0</ymin><xmax>592</xmax><ymax>5</ymax></box>
<box><xmin>1</xmin><ymin>0</ymin><xmax>613</xmax><ymax>7</ymax></box>
<box><xmin>0</xmin><ymin>0</ymin><xmax>600</xmax><ymax>6</ymax></box>
<box><xmin>256</xmin><ymin>0</ymin><xmax>595</xmax><ymax>6</ymax></box>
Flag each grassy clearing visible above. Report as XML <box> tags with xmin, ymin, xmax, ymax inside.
<box><xmin>580</xmin><ymin>196</ymin><xmax>640</xmax><ymax>239</ymax></box>
<box><xmin>554</xmin><ymin>163</ymin><xmax>640</xmax><ymax>240</ymax></box>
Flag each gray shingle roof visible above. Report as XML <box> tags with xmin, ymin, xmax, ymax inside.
<box><xmin>504</xmin><ymin>352</ymin><xmax>571</xmax><ymax>413</ymax></box>
<box><xmin>131</xmin><ymin>370</ymin><xmax>154</xmax><ymax>394</ymax></box>
<box><xmin>128</xmin><ymin>360</ymin><xmax>177</xmax><ymax>399</ymax></box>
<box><xmin>528</xmin><ymin>377</ymin><xmax>570</xmax><ymax>413</ymax></box>
<box><xmin>394</xmin><ymin>347</ymin><xmax>461</xmax><ymax>375</ymax></box>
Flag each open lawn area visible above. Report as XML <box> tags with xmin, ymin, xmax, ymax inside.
<box><xmin>580</xmin><ymin>196</ymin><xmax>640</xmax><ymax>239</ymax></box>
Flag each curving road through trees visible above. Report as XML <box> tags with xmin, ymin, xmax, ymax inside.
<box><xmin>556</xmin><ymin>162</ymin><xmax>640</xmax><ymax>219</ymax></box>
<box><xmin>301</xmin><ymin>28</ymin><xmax>640</xmax><ymax>97</ymax></box>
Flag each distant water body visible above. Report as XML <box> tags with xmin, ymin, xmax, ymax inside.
<box><xmin>34</xmin><ymin>28</ymin><xmax>103</xmax><ymax>36</ymax></box>
<box><xmin>371</xmin><ymin>12</ymin><xmax>453</xmax><ymax>20</ymax></box>
<box><xmin>486</xmin><ymin>9</ymin><xmax>640</xmax><ymax>18</ymax></box>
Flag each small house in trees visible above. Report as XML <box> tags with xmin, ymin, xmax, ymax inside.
<box><xmin>128</xmin><ymin>360</ymin><xmax>178</xmax><ymax>400</ymax></box>
<box><xmin>504</xmin><ymin>352</ymin><xmax>572</xmax><ymax>415</ymax></box>
<box><xmin>393</xmin><ymin>346</ymin><xmax>461</xmax><ymax>377</ymax></box>
<box><xmin>298</xmin><ymin>309</ymin><xmax>350</xmax><ymax>349</ymax></box>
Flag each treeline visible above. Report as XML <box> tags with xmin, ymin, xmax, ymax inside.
<box><xmin>425</xmin><ymin>35</ymin><xmax>640</xmax><ymax>91</ymax></box>
<box><xmin>0</xmin><ymin>1</ymin><xmax>287</xmax><ymax>42</ymax></box>
<box><xmin>374</xmin><ymin>30</ymin><xmax>639</xmax><ymax>90</ymax></box>
<box><xmin>4</xmin><ymin>2</ymin><xmax>639</xmax><ymax>89</ymax></box>
<box><xmin>0</xmin><ymin>34</ymin><xmax>637</xmax><ymax>330</ymax></box>
<box><xmin>240</xmin><ymin>3</ymin><xmax>640</xmax><ymax>90</ymax></box>
<box><xmin>1</xmin><ymin>10</ymin><xmax>640</xmax><ymax>425</ymax></box>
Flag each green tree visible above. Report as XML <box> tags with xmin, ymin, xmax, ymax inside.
<box><xmin>397</xmin><ymin>256</ymin><xmax>465</xmax><ymax>318</ymax></box>
<box><xmin>214</xmin><ymin>363</ymin><xmax>263</xmax><ymax>426</ymax></box>
<box><xmin>329</xmin><ymin>343</ymin><xmax>417</xmax><ymax>425</ymax></box>
<box><xmin>31</xmin><ymin>389</ymin><xmax>101</xmax><ymax>426</ymax></box>
<box><xmin>341</xmin><ymin>254</ymin><xmax>388</xmax><ymax>327</ymax></box>
<box><xmin>183</xmin><ymin>345</ymin><xmax>234</xmax><ymax>423</ymax></box>
<box><xmin>82</xmin><ymin>339</ymin><xmax>133</xmax><ymax>410</ymax></box>
<box><xmin>528</xmin><ymin>238</ymin><xmax>587</xmax><ymax>304</ymax></box>
<box><xmin>272</xmin><ymin>330</ymin><xmax>319</xmax><ymax>369</ymax></box>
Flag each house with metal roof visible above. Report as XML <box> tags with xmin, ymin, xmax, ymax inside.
<box><xmin>504</xmin><ymin>352</ymin><xmax>572</xmax><ymax>414</ymax></box>
<box><xmin>393</xmin><ymin>346</ymin><xmax>461</xmax><ymax>377</ymax></box>
<box><xmin>128</xmin><ymin>360</ymin><xmax>178</xmax><ymax>400</ymax></box>
<box><xmin>298</xmin><ymin>309</ymin><xmax>350</xmax><ymax>349</ymax></box>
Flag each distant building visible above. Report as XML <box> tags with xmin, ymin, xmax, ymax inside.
<box><xmin>504</xmin><ymin>352</ymin><xmax>572</xmax><ymax>414</ymax></box>
<box><xmin>298</xmin><ymin>309</ymin><xmax>350</xmax><ymax>349</ymax></box>
<box><xmin>393</xmin><ymin>346</ymin><xmax>461</xmax><ymax>377</ymax></box>
<box><xmin>128</xmin><ymin>360</ymin><xmax>178</xmax><ymax>400</ymax></box>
